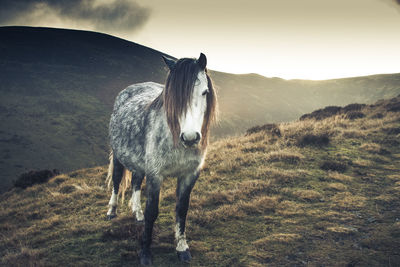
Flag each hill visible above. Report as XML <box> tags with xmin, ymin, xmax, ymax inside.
<box><xmin>1</xmin><ymin>96</ymin><xmax>399</xmax><ymax>266</ymax></box>
<box><xmin>0</xmin><ymin>26</ymin><xmax>169</xmax><ymax>191</ymax></box>
<box><xmin>1</xmin><ymin>26</ymin><xmax>400</xmax><ymax>192</ymax></box>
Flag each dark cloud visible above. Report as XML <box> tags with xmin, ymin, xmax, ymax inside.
<box><xmin>0</xmin><ymin>0</ymin><xmax>151</xmax><ymax>33</ymax></box>
<box><xmin>382</xmin><ymin>0</ymin><xmax>400</xmax><ymax>7</ymax></box>
<box><xmin>378</xmin><ymin>0</ymin><xmax>400</xmax><ymax>13</ymax></box>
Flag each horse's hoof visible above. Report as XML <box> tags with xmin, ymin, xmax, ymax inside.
<box><xmin>139</xmin><ymin>250</ymin><xmax>152</xmax><ymax>266</ymax></box>
<box><xmin>177</xmin><ymin>249</ymin><xmax>192</xmax><ymax>263</ymax></box>
<box><xmin>106</xmin><ymin>214</ymin><xmax>116</xmax><ymax>220</ymax></box>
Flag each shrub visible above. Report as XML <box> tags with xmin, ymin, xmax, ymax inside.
<box><xmin>370</xmin><ymin>112</ymin><xmax>384</xmax><ymax>119</ymax></box>
<box><xmin>246</xmin><ymin>123</ymin><xmax>281</xmax><ymax>137</ymax></box>
<box><xmin>299</xmin><ymin>106</ymin><xmax>341</xmax><ymax>121</ymax></box>
<box><xmin>342</xmin><ymin>103</ymin><xmax>366</xmax><ymax>113</ymax></box>
<box><xmin>384</xmin><ymin>127</ymin><xmax>400</xmax><ymax>135</ymax></box>
<box><xmin>297</xmin><ymin>133</ymin><xmax>329</xmax><ymax>147</ymax></box>
<box><xmin>386</xmin><ymin>102</ymin><xmax>400</xmax><ymax>112</ymax></box>
<box><xmin>345</xmin><ymin>111</ymin><xmax>365</xmax><ymax>120</ymax></box>
<box><xmin>320</xmin><ymin>161</ymin><xmax>347</xmax><ymax>172</ymax></box>
<box><xmin>59</xmin><ymin>185</ymin><xmax>76</xmax><ymax>194</ymax></box>
<box><xmin>14</xmin><ymin>169</ymin><xmax>60</xmax><ymax>188</ymax></box>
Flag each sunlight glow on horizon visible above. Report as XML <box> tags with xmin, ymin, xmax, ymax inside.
<box><xmin>2</xmin><ymin>0</ymin><xmax>400</xmax><ymax>80</ymax></box>
<box><xmin>128</xmin><ymin>0</ymin><xmax>400</xmax><ymax>81</ymax></box>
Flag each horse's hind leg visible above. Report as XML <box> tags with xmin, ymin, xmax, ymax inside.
<box><xmin>106</xmin><ymin>156</ymin><xmax>124</xmax><ymax>220</ymax></box>
<box><xmin>175</xmin><ymin>171</ymin><xmax>199</xmax><ymax>263</ymax></box>
<box><xmin>130</xmin><ymin>171</ymin><xmax>145</xmax><ymax>222</ymax></box>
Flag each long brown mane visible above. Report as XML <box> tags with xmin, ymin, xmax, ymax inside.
<box><xmin>150</xmin><ymin>58</ymin><xmax>217</xmax><ymax>150</ymax></box>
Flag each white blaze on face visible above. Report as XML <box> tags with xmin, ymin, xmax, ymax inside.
<box><xmin>179</xmin><ymin>71</ymin><xmax>208</xmax><ymax>142</ymax></box>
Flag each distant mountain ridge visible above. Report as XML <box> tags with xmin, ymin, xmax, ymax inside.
<box><xmin>0</xmin><ymin>26</ymin><xmax>399</xmax><ymax>192</ymax></box>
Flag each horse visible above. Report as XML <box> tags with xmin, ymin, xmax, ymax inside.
<box><xmin>105</xmin><ymin>53</ymin><xmax>217</xmax><ymax>265</ymax></box>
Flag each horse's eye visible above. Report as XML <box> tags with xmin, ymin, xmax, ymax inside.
<box><xmin>202</xmin><ymin>89</ymin><xmax>209</xmax><ymax>96</ymax></box>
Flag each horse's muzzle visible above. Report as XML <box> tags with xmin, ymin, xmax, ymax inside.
<box><xmin>180</xmin><ymin>132</ymin><xmax>201</xmax><ymax>147</ymax></box>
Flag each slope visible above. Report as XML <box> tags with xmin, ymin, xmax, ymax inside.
<box><xmin>1</xmin><ymin>26</ymin><xmax>400</xmax><ymax>192</ymax></box>
<box><xmin>0</xmin><ymin>26</ymin><xmax>169</xmax><ymax>191</ymax></box>
<box><xmin>1</xmin><ymin>96</ymin><xmax>399</xmax><ymax>266</ymax></box>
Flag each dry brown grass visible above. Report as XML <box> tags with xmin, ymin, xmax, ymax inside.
<box><xmin>374</xmin><ymin>194</ymin><xmax>397</xmax><ymax>204</ymax></box>
<box><xmin>387</xmin><ymin>174</ymin><xmax>400</xmax><ymax>181</ymax></box>
<box><xmin>326</xmin><ymin>182</ymin><xmax>348</xmax><ymax>191</ymax></box>
<box><xmin>265</xmin><ymin>149</ymin><xmax>304</xmax><ymax>164</ymax></box>
<box><xmin>190</xmin><ymin>203</ymin><xmax>245</xmax><ymax>226</ymax></box>
<box><xmin>197</xmin><ymin>190</ymin><xmax>235</xmax><ymax>206</ymax></box>
<box><xmin>327</xmin><ymin>171</ymin><xmax>353</xmax><ymax>182</ymax></box>
<box><xmin>2</xmin><ymin>247</ymin><xmax>44</xmax><ymax>267</ymax></box>
<box><xmin>275</xmin><ymin>200</ymin><xmax>305</xmax><ymax>216</ymax></box>
<box><xmin>359</xmin><ymin>142</ymin><xmax>382</xmax><ymax>153</ymax></box>
<box><xmin>253</xmin><ymin>233</ymin><xmax>302</xmax><ymax>248</ymax></box>
<box><xmin>352</xmin><ymin>158</ymin><xmax>374</xmax><ymax>168</ymax></box>
<box><xmin>330</xmin><ymin>192</ymin><xmax>367</xmax><ymax>210</ymax></box>
<box><xmin>292</xmin><ymin>189</ymin><xmax>323</xmax><ymax>202</ymax></box>
<box><xmin>326</xmin><ymin>226</ymin><xmax>358</xmax><ymax>235</ymax></box>
<box><xmin>238</xmin><ymin>195</ymin><xmax>279</xmax><ymax>214</ymax></box>
<box><xmin>2</xmin><ymin>96</ymin><xmax>400</xmax><ymax>266</ymax></box>
<box><xmin>254</xmin><ymin>166</ymin><xmax>308</xmax><ymax>183</ymax></box>
<box><xmin>340</xmin><ymin>129</ymin><xmax>366</xmax><ymax>139</ymax></box>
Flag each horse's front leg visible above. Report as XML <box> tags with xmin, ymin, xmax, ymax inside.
<box><xmin>175</xmin><ymin>171</ymin><xmax>199</xmax><ymax>263</ymax></box>
<box><xmin>130</xmin><ymin>171</ymin><xmax>145</xmax><ymax>222</ymax></box>
<box><xmin>140</xmin><ymin>174</ymin><xmax>162</xmax><ymax>266</ymax></box>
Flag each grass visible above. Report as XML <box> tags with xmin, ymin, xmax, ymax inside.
<box><xmin>1</xmin><ymin>97</ymin><xmax>400</xmax><ymax>266</ymax></box>
<box><xmin>3</xmin><ymin>27</ymin><xmax>400</xmax><ymax>195</ymax></box>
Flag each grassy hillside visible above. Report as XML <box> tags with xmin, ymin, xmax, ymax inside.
<box><xmin>1</xmin><ymin>97</ymin><xmax>400</xmax><ymax>266</ymax></box>
<box><xmin>1</xmin><ymin>26</ymin><xmax>400</xmax><ymax>193</ymax></box>
<box><xmin>0</xmin><ymin>26</ymin><xmax>169</xmax><ymax>191</ymax></box>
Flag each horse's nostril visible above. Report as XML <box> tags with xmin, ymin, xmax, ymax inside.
<box><xmin>180</xmin><ymin>132</ymin><xmax>201</xmax><ymax>146</ymax></box>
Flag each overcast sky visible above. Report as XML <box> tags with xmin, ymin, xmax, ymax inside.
<box><xmin>1</xmin><ymin>0</ymin><xmax>400</xmax><ymax>80</ymax></box>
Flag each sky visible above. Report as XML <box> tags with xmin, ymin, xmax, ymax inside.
<box><xmin>1</xmin><ymin>0</ymin><xmax>400</xmax><ymax>80</ymax></box>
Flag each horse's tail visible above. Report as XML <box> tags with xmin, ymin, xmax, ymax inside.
<box><xmin>106</xmin><ymin>151</ymin><xmax>132</xmax><ymax>203</ymax></box>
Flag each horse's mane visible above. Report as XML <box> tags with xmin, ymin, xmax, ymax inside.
<box><xmin>149</xmin><ymin>58</ymin><xmax>217</xmax><ymax>149</ymax></box>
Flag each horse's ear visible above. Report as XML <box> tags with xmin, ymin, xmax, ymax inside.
<box><xmin>162</xmin><ymin>55</ymin><xmax>176</xmax><ymax>70</ymax></box>
<box><xmin>198</xmin><ymin>53</ymin><xmax>207</xmax><ymax>70</ymax></box>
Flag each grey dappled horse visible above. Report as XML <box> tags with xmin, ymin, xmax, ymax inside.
<box><xmin>106</xmin><ymin>53</ymin><xmax>217</xmax><ymax>265</ymax></box>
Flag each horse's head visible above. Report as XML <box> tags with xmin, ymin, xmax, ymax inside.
<box><xmin>162</xmin><ymin>53</ymin><xmax>217</xmax><ymax>149</ymax></box>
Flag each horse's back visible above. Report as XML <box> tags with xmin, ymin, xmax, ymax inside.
<box><xmin>110</xmin><ymin>82</ymin><xmax>163</xmax><ymax>171</ymax></box>
<box><xmin>113</xmin><ymin>82</ymin><xmax>163</xmax><ymax>111</ymax></box>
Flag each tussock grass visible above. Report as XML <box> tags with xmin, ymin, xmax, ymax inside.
<box><xmin>2</xmin><ymin>97</ymin><xmax>400</xmax><ymax>266</ymax></box>
<box><xmin>360</xmin><ymin>142</ymin><xmax>382</xmax><ymax>153</ymax></box>
<box><xmin>341</xmin><ymin>129</ymin><xmax>366</xmax><ymax>138</ymax></box>
<box><xmin>330</xmin><ymin>192</ymin><xmax>367</xmax><ymax>210</ymax></box>
<box><xmin>326</xmin><ymin>182</ymin><xmax>348</xmax><ymax>191</ymax></box>
<box><xmin>253</xmin><ymin>233</ymin><xmax>302</xmax><ymax>247</ymax></box>
<box><xmin>320</xmin><ymin>160</ymin><xmax>347</xmax><ymax>172</ymax></box>
<box><xmin>327</xmin><ymin>171</ymin><xmax>353</xmax><ymax>182</ymax></box>
<box><xmin>265</xmin><ymin>149</ymin><xmax>304</xmax><ymax>164</ymax></box>
<box><xmin>292</xmin><ymin>189</ymin><xmax>323</xmax><ymax>202</ymax></box>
